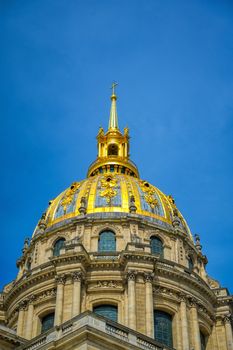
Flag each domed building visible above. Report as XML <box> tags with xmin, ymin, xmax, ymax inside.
<box><xmin>0</xmin><ymin>88</ymin><xmax>232</xmax><ymax>350</ymax></box>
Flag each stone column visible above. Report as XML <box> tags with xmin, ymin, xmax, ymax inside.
<box><xmin>17</xmin><ymin>301</ymin><xmax>26</xmax><ymax>337</ymax></box>
<box><xmin>25</xmin><ymin>296</ymin><xmax>35</xmax><ymax>340</ymax></box>
<box><xmin>211</xmin><ymin>324</ymin><xmax>219</xmax><ymax>350</ymax></box>
<box><xmin>175</xmin><ymin>311</ymin><xmax>182</xmax><ymax>350</ymax></box>
<box><xmin>179</xmin><ymin>295</ymin><xmax>190</xmax><ymax>350</ymax></box>
<box><xmin>72</xmin><ymin>272</ymin><xmax>82</xmax><ymax>317</ymax></box>
<box><xmin>124</xmin><ymin>288</ymin><xmax>128</xmax><ymax>327</ymax></box>
<box><xmin>144</xmin><ymin>273</ymin><xmax>154</xmax><ymax>338</ymax></box>
<box><xmin>189</xmin><ymin>299</ymin><xmax>201</xmax><ymax>350</ymax></box>
<box><xmin>224</xmin><ymin>316</ymin><xmax>233</xmax><ymax>350</ymax></box>
<box><xmin>127</xmin><ymin>271</ymin><xmax>136</xmax><ymax>330</ymax></box>
<box><xmin>54</xmin><ymin>275</ymin><xmax>66</xmax><ymax>326</ymax></box>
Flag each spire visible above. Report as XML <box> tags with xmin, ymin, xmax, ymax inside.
<box><xmin>108</xmin><ymin>82</ymin><xmax>119</xmax><ymax>130</ymax></box>
<box><xmin>87</xmin><ymin>84</ymin><xmax>139</xmax><ymax>178</ymax></box>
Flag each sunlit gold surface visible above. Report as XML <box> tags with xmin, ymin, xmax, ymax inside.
<box><xmin>42</xmin><ymin>88</ymin><xmax>190</xmax><ymax>235</ymax></box>
<box><xmin>44</xmin><ymin>173</ymin><xmax>189</xmax><ymax>234</ymax></box>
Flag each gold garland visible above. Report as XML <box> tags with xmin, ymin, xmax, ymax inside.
<box><xmin>139</xmin><ymin>181</ymin><xmax>158</xmax><ymax>209</ymax></box>
<box><xmin>100</xmin><ymin>173</ymin><xmax>118</xmax><ymax>203</ymax></box>
<box><xmin>61</xmin><ymin>182</ymin><xmax>81</xmax><ymax>212</ymax></box>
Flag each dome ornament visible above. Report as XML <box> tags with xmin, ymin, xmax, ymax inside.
<box><xmin>22</xmin><ymin>238</ymin><xmax>30</xmax><ymax>254</ymax></box>
<box><xmin>38</xmin><ymin>212</ymin><xmax>47</xmax><ymax>231</ymax></box>
<box><xmin>129</xmin><ymin>195</ymin><xmax>137</xmax><ymax>213</ymax></box>
<box><xmin>87</xmin><ymin>85</ymin><xmax>139</xmax><ymax>177</ymax></box>
<box><xmin>60</xmin><ymin>181</ymin><xmax>81</xmax><ymax>213</ymax></box>
<box><xmin>78</xmin><ymin>197</ymin><xmax>87</xmax><ymax>215</ymax></box>
<box><xmin>108</xmin><ymin>82</ymin><xmax>119</xmax><ymax>130</ymax></box>
<box><xmin>194</xmin><ymin>234</ymin><xmax>202</xmax><ymax>252</ymax></box>
<box><xmin>100</xmin><ymin>173</ymin><xmax>118</xmax><ymax>204</ymax></box>
<box><xmin>111</xmin><ymin>81</ymin><xmax>118</xmax><ymax>96</ymax></box>
<box><xmin>139</xmin><ymin>181</ymin><xmax>158</xmax><ymax>209</ymax></box>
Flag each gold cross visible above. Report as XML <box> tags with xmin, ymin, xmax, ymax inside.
<box><xmin>111</xmin><ymin>82</ymin><xmax>118</xmax><ymax>95</ymax></box>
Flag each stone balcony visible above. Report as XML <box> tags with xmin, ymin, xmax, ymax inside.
<box><xmin>17</xmin><ymin>311</ymin><xmax>175</xmax><ymax>350</ymax></box>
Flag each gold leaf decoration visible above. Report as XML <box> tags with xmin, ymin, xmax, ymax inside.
<box><xmin>167</xmin><ymin>195</ymin><xmax>178</xmax><ymax>215</ymax></box>
<box><xmin>139</xmin><ymin>181</ymin><xmax>158</xmax><ymax>209</ymax></box>
<box><xmin>100</xmin><ymin>173</ymin><xmax>118</xmax><ymax>203</ymax></box>
<box><xmin>61</xmin><ymin>182</ymin><xmax>81</xmax><ymax>212</ymax></box>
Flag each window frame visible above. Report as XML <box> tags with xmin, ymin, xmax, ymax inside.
<box><xmin>53</xmin><ymin>238</ymin><xmax>66</xmax><ymax>257</ymax></box>
<box><xmin>154</xmin><ymin>310</ymin><xmax>173</xmax><ymax>347</ymax></box>
<box><xmin>93</xmin><ymin>304</ymin><xmax>118</xmax><ymax>322</ymax></box>
<box><xmin>150</xmin><ymin>236</ymin><xmax>164</xmax><ymax>257</ymax></box>
<box><xmin>40</xmin><ymin>312</ymin><xmax>55</xmax><ymax>334</ymax></box>
<box><xmin>98</xmin><ymin>230</ymin><xmax>116</xmax><ymax>252</ymax></box>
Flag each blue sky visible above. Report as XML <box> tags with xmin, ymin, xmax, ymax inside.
<box><xmin>0</xmin><ymin>0</ymin><xmax>233</xmax><ymax>291</ymax></box>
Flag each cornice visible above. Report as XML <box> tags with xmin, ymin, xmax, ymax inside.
<box><xmin>4</xmin><ymin>268</ymin><xmax>55</xmax><ymax>308</ymax></box>
<box><xmin>155</xmin><ymin>260</ymin><xmax>216</xmax><ymax>305</ymax></box>
<box><xmin>153</xmin><ymin>286</ymin><xmax>215</xmax><ymax>321</ymax></box>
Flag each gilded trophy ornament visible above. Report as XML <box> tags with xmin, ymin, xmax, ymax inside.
<box><xmin>167</xmin><ymin>195</ymin><xmax>178</xmax><ymax>214</ymax></box>
<box><xmin>139</xmin><ymin>181</ymin><xmax>158</xmax><ymax>209</ymax></box>
<box><xmin>100</xmin><ymin>173</ymin><xmax>118</xmax><ymax>203</ymax></box>
<box><xmin>60</xmin><ymin>182</ymin><xmax>81</xmax><ymax>212</ymax></box>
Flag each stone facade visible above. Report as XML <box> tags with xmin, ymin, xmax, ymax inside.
<box><xmin>0</xmin><ymin>91</ymin><xmax>232</xmax><ymax>350</ymax></box>
<box><xmin>0</xmin><ymin>215</ymin><xmax>232</xmax><ymax>350</ymax></box>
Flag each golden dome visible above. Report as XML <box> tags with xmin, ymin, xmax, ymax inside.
<box><xmin>36</xmin><ymin>85</ymin><xmax>191</xmax><ymax>238</ymax></box>
<box><xmin>40</xmin><ymin>173</ymin><xmax>191</xmax><ymax>237</ymax></box>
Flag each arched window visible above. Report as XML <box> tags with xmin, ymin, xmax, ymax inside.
<box><xmin>93</xmin><ymin>305</ymin><xmax>118</xmax><ymax>322</ymax></box>
<box><xmin>98</xmin><ymin>231</ymin><xmax>116</xmax><ymax>252</ymax></box>
<box><xmin>53</xmin><ymin>238</ymin><xmax>65</xmax><ymax>257</ymax></box>
<box><xmin>188</xmin><ymin>256</ymin><xmax>194</xmax><ymax>270</ymax></box>
<box><xmin>150</xmin><ymin>236</ymin><xmax>163</xmax><ymax>257</ymax></box>
<box><xmin>41</xmin><ymin>312</ymin><xmax>55</xmax><ymax>333</ymax></box>
<box><xmin>154</xmin><ymin>310</ymin><xmax>173</xmax><ymax>347</ymax></box>
<box><xmin>108</xmin><ymin>144</ymin><xmax>118</xmax><ymax>156</ymax></box>
<box><xmin>200</xmin><ymin>331</ymin><xmax>206</xmax><ymax>350</ymax></box>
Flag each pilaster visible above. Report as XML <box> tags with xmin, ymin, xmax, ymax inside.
<box><xmin>224</xmin><ymin>316</ymin><xmax>233</xmax><ymax>350</ymax></box>
<box><xmin>144</xmin><ymin>273</ymin><xmax>154</xmax><ymax>338</ymax></box>
<box><xmin>72</xmin><ymin>271</ymin><xmax>83</xmax><ymax>317</ymax></box>
<box><xmin>127</xmin><ymin>271</ymin><xmax>136</xmax><ymax>330</ymax></box>
<box><xmin>179</xmin><ymin>294</ymin><xmax>189</xmax><ymax>350</ymax></box>
<box><xmin>54</xmin><ymin>275</ymin><xmax>66</xmax><ymax>326</ymax></box>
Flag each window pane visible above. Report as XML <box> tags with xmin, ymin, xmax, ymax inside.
<box><xmin>151</xmin><ymin>237</ymin><xmax>163</xmax><ymax>257</ymax></box>
<box><xmin>200</xmin><ymin>331</ymin><xmax>206</xmax><ymax>350</ymax></box>
<box><xmin>188</xmin><ymin>257</ymin><xmax>194</xmax><ymax>270</ymax></box>
<box><xmin>154</xmin><ymin>310</ymin><xmax>173</xmax><ymax>347</ymax></box>
<box><xmin>41</xmin><ymin>313</ymin><xmax>54</xmax><ymax>333</ymax></box>
<box><xmin>53</xmin><ymin>238</ymin><xmax>65</xmax><ymax>257</ymax></box>
<box><xmin>98</xmin><ymin>231</ymin><xmax>116</xmax><ymax>252</ymax></box>
<box><xmin>93</xmin><ymin>305</ymin><xmax>117</xmax><ymax>322</ymax></box>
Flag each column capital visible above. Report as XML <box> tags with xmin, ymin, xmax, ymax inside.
<box><xmin>143</xmin><ymin>272</ymin><xmax>154</xmax><ymax>283</ymax></box>
<box><xmin>72</xmin><ymin>271</ymin><xmax>83</xmax><ymax>282</ymax></box>
<box><xmin>55</xmin><ymin>274</ymin><xmax>66</xmax><ymax>285</ymax></box>
<box><xmin>188</xmin><ymin>297</ymin><xmax>199</xmax><ymax>308</ymax></box>
<box><xmin>216</xmin><ymin>315</ymin><xmax>224</xmax><ymax>324</ymax></box>
<box><xmin>28</xmin><ymin>295</ymin><xmax>36</xmax><ymax>305</ymax></box>
<box><xmin>18</xmin><ymin>300</ymin><xmax>27</xmax><ymax>311</ymax></box>
<box><xmin>178</xmin><ymin>292</ymin><xmax>188</xmax><ymax>303</ymax></box>
<box><xmin>127</xmin><ymin>271</ymin><xmax>137</xmax><ymax>281</ymax></box>
<box><xmin>223</xmin><ymin>315</ymin><xmax>232</xmax><ymax>324</ymax></box>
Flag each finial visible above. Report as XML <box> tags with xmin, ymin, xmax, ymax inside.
<box><xmin>111</xmin><ymin>82</ymin><xmax>118</xmax><ymax>97</ymax></box>
<box><xmin>194</xmin><ymin>234</ymin><xmax>202</xmax><ymax>252</ymax></box>
<box><xmin>108</xmin><ymin>82</ymin><xmax>119</xmax><ymax>129</ymax></box>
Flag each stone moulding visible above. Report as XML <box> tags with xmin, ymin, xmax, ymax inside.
<box><xmin>16</xmin><ymin>311</ymin><xmax>173</xmax><ymax>350</ymax></box>
<box><xmin>155</xmin><ymin>261</ymin><xmax>216</xmax><ymax>303</ymax></box>
<box><xmin>4</xmin><ymin>270</ymin><xmax>55</xmax><ymax>307</ymax></box>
